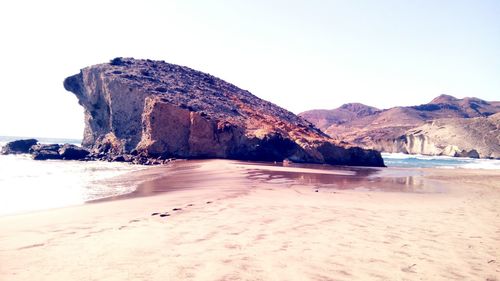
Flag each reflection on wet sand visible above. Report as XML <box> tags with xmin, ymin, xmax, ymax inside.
<box><xmin>239</xmin><ymin>161</ymin><xmax>445</xmax><ymax>193</ymax></box>
<box><xmin>93</xmin><ymin>159</ymin><xmax>446</xmax><ymax>204</ymax></box>
<box><xmin>93</xmin><ymin>160</ymin><xmax>250</xmax><ymax>202</ymax></box>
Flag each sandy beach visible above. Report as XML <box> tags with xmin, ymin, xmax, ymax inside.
<box><xmin>0</xmin><ymin>160</ymin><xmax>499</xmax><ymax>281</ymax></box>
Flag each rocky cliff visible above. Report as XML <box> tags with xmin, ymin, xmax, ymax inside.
<box><xmin>300</xmin><ymin>95</ymin><xmax>500</xmax><ymax>159</ymax></box>
<box><xmin>372</xmin><ymin>113</ymin><xmax>500</xmax><ymax>159</ymax></box>
<box><xmin>64</xmin><ymin>58</ymin><xmax>384</xmax><ymax>167</ymax></box>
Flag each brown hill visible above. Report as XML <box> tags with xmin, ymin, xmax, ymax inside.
<box><xmin>299</xmin><ymin>103</ymin><xmax>379</xmax><ymax>131</ymax></box>
<box><xmin>64</xmin><ymin>58</ymin><xmax>384</xmax><ymax>166</ymax></box>
<box><xmin>300</xmin><ymin>95</ymin><xmax>500</xmax><ymax>159</ymax></box>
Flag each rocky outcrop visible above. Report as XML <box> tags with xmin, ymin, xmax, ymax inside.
<box><xmin>58</xmin><ymin>144</ymin><xmax>91</xmax><ymax>160</ymax></box>
<box><xmin>300</xmin><ymin>95</ymin><xmax>500</xmax><ymax>159</ymax></box>
<box><xmin>1</xmin><ymin>140</ymin><xmax>93</xmax><ymax>161</ymax></box>
<box><xmin>30</xmin><ymin>144</ymin><xmax>91</xmax><ymax>161</ymax></box>
<box><xmin>63</xmin><ymin>58</ymin><xmax>384</xmax><ymax>167</ymax></box>
<box><xmin>30</xmin><ymin>144</ymin><xmax>63</xmax><ymax>160</ymax></box>
<box><xmin>1</xmin><ymin>139</ymin><xmax>38</xmax><ymax>154</ymax></box>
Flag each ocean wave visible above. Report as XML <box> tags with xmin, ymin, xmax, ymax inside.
<box><xmin>0</xmin><ymin>154</ymin><xmax>146</xmax><ymax>215</ymax></box>
<box><xmin>460</xmin><ymin>160</ymin><xmax>500</xmax><ymax>170</ymax></box>
<box><xmin>382</xmin><ymin>153</ymin><xmax>500</xmax><ymax>169</ymax></box>
<box><xmin>382</xmin><ymin>153</ymin><xmax>470</xmax><ymax>161</ymax></box>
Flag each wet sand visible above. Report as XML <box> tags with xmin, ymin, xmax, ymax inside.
<box><xmin>0</xmin><ymin>159</ymin><xmax>499</xmax><ymax>280</ymax></box>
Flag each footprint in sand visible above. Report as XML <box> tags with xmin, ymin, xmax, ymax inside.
<box><xmin>152</xmin><ymin>200</ymin><xmax>210</xmax><ymax>218</ymax></box>
<box><xmin>401</xmin><ymin>264</ymin><xmax>417</xmax><ymax>273</ymax></box>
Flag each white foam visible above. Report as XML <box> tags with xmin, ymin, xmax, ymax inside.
<box><xmin>381</xmin><ymin>153</ymin><xmax>414</xmax><ymax>159</ymax></box>
<box><xmin>460</xmin><ymin>160</ymin><xmax>500</xmax><ymax>170</ymax></box>
<box><xmin>382</xmin><ymin>153</ymin><xmax>500</xmax><ymax>170</ymax></box>
<box><xmin>0</xmin><ymin>154</ymin><xmax>146</xmax><ymax>215</ymax></box>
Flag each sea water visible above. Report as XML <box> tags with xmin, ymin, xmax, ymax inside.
<box><xmin>382</xmin><ymin>153</ymin><xmax>500</xmax><ymax>169</ymax></box>
<box><xmin>0</xmin><ymin>137</ymin><xmax>146</xmax><ymax>215</ymax></box>
<box><xmin>1</xmin><ymin>136</ymin><xmax>499</xmax><ymax>215</ymax></box>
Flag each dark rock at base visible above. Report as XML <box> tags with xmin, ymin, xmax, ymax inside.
<box><xmin>80</xmin><ymin>151</ymin><xmax>174</xmax><ymax>165</ymax></box>
<box><xmin>111</xmin><ymin>155</ymin><xmax>127</xmax><ymax>162</ymax></box>
<box><xmin>1</xmin><ymin>139</ymin><xmax>38</xmax><ymax>154</ymax></box>
<box><xmin>30</xmin><ymin>144</ymin><xmax>62</xmax><ymax>160</ymax></box>
<box><xmin>457</xmin><ymin>149</ymin><xmax>480</xmax><ymax>159</ymax></box>
<box><xmin>30</xmin><ymin>144</ymin><xmax>61</xmax><ymax>153</ymax></box>
<box><xmin>58</xmin><ymin>144</ymin><xmax>90</xmax><ymax>160</ymax></box>
<box><xmin>3</xmin><ymin>139</ymin><xmax>174</xmax><ymax>164</ymax></box>
<box><xmin>33</xmin><ymin>150</ymin><xmax>62</xmax><ymax>160</ymax></box>
<box><xmin>316</xmin><ymin>142</ymin><xmax>386</xmax><ymax>167</ymax></box>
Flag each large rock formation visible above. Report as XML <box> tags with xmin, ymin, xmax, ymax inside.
<box><xmin>300</xmin><ymin>95</ymin><xmax>500</xmax><ymax>159</ymax></box>
<box><xmin>63</xmin><ymin>58</ymin><xmax>384</xmax><ymax>167</ymax></box>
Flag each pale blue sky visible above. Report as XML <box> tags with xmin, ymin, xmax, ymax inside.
<box><xmin>0</xmin><ymin>0</ymin><xmax>498</xmax><ymax>138</ymax></box>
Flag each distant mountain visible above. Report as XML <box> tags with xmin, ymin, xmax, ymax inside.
<box><xmin>299</xmin><ymin>95</ymin><xmax>500</xmax><ymax>159</ymax></box>
<box><xmin>299</xmin><ymin>103</ymin><xmax>379</xmax><ymax>131</ymax></box>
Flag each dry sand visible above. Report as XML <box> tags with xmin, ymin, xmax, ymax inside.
<box><xmin>0</xmin><ymin>160</ymin><xmax>499</xmax><ymax>281</ymax></box>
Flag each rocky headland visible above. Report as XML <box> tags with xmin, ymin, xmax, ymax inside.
<box><xmin>300</xmin><ymin>95</ymin><xmax>500</xmax><ymax>159</ymax></box>
<box><xmin>59</xmin><ymin>57</ymin><xmax>384</xmax><ymax>167</ymax></box>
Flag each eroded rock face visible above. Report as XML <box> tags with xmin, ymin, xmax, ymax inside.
<box><xmin>372</xmin><ymin>114</ymin><xmax>500</xmax><ymax>159</ymax></box>
<box><xmin>300</xmin><ymin>95</ymin><xmax>500</xmax><ymax>159</ymax></box>
<box><xmin>64</xmin><ymin>58</ymin><xmax>384</xmax><ymax>167</ymax></box>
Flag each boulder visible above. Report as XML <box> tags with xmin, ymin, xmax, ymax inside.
<box><xmin>30</xmin><ymin>144</ymin><xmax>62</xmax><ymax>160</ymax></box>
<box><xmin>1</xmin><ymin>139</ymin><xmax>38</xmax><ymax>155</ymax></box>
<box><xmin>58</xmin><ymin>144</ymin><xmax>90</xmax><ymax>160</ymax></box>
<box><xmin>458</xmin><ymin>149</ymin><xmax>480</xmax><ymax>159</ymax></box>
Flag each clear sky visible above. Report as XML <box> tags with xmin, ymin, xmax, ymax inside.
<box><xmin>0</xmin><ymin>0</ymin><xmax>498</xmax><ymax>138</ymax></box>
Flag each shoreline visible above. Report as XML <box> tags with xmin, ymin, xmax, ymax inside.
<box><xmin>1</xmin><ymin>160</ymin><xmax>499</xmax><ymax>280</ymax></box>
<box><xmin>89</xmin><ymin>159</ymin><xmax>443</xmax><ymax>205</ymax></box>
<box><xmin>1</xmin><ymin>150</ymin><xmax>499</xmax><ymax>216</ymax></box>
<box><xmin>2</xmin><ymin>158</ymin><xmax>499</xmax><ymax>218</ymax></box>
